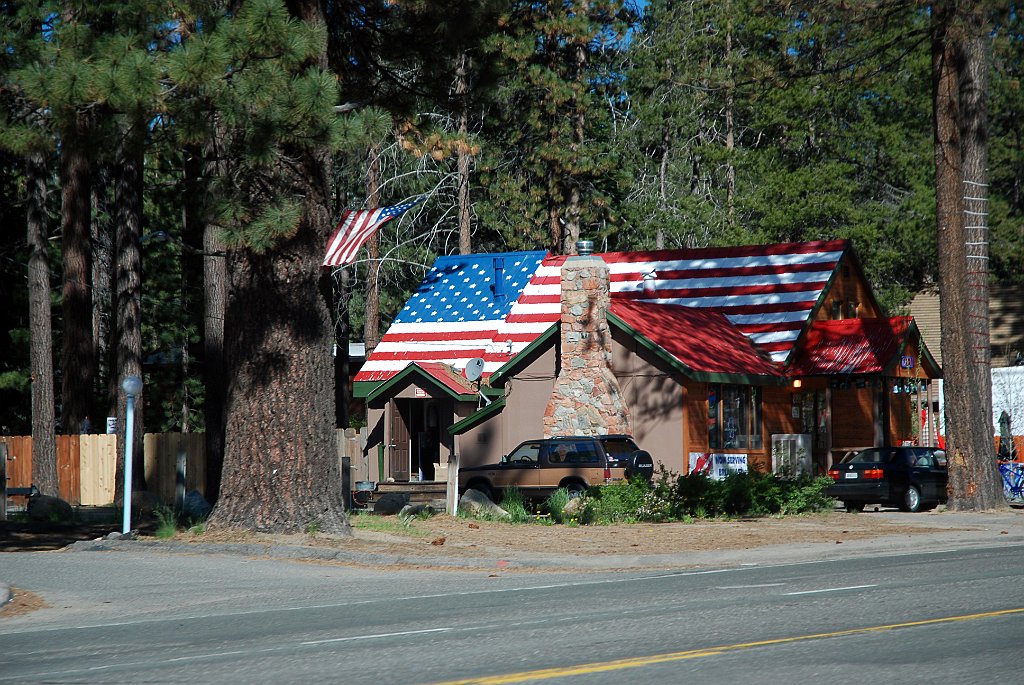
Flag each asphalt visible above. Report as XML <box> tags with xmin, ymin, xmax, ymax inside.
<box><xmin>3</xmin><ymin>509</ymin><xmax>1024</xmax><ymax>607</ymax></box>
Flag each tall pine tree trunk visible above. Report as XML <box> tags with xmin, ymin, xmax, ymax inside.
<box><xmin>113</xmin><ymin>121</ymin><xmax>146</xmax><ymax>498</ymax></box>
<box><xmin>363</xmin><ymin>143</ymin><xmax>382</xmax><ymax>355</ymax></box>
<box><xmin>931</xmin><ymin>3</ymin><xmax>1005</xmax><ymax>511</ymax></box>
<box><xmin>456</xmin><ymin>50</ymin><xmax>473</xmax><ymax>255</ymax></box>
<box><xmin>60</xmin><ymin>131</ymin><xmax>95</xmax><ymax>434</ymax></box>
<box><xmin>211</xmin><ymin>0</ymin><xmax>347</xmax><ymax>533</ymax></box>
<box><xmin>27</xmin><ymin>150</ymin><xmax>58</xmax><ymax>496</ymax></box>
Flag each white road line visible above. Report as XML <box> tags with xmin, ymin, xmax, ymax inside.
<box><xmin>715</xmin><ymin>583</ymin><xmax>785</xmax><ymax>590</ymax></box>
<box><xmin>302</xmin><ymin>627</ymin><xmax>451</xmax><ymax>645</ymax></box>
<box><xmin>785</xmin><ymin>584</ymin><xmax>877</xmax><ymax>596</ymax></box>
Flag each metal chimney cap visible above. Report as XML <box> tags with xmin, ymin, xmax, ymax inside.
<box><xmin>576</xmin><ymin>240</ymin><xmax>594</xmax><ymax>256</ymax></box>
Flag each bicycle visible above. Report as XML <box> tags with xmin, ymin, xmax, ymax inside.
<box><xmin>998</xmin><ymin>461</ymin><xmax>1024</xmax><ymax>503</ymax></box>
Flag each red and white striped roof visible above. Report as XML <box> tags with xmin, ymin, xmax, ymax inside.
<box><xmin>499</xmin><ymin>239</ymin><xmax>848</xmax><ymax>365</ymax></box>
<box><xmin>357</xmin><ymin>240</ymin><xmax>849</xmax><ymax>383</ymax></box>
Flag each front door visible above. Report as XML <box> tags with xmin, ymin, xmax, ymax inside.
<box><xmin>389</xmin><ymin>400</ymin><xmax>411</xmax><ymax>481</ymax></box>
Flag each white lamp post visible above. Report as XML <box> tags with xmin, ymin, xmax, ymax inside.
<box><xmin>121</xmin><ymin>375</ymin><xmax>143</xmax><ymax>534</ymax></box>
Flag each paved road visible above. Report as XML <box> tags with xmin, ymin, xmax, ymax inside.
<box><xmin>2</xmin><ymin>539</ymin><xmax>1022</xmax><ymax>683</ymax></box>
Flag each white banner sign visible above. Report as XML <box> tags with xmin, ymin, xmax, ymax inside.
<box><xmin>689</xmin><ymin>452</ymin><xmax>749</xmax><ymax>481</ymax></box>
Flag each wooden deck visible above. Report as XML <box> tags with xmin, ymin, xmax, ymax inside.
<box><xmin>354</xmin><ymin>480</ymin><xmax>448</xmax><ymax>512</ymax></box>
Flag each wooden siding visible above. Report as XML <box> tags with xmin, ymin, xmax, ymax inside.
<box><xmin>817</xmin><ymin>257</ymin><xmax>883</xmax><ymax>322</ymax></box>
<box><xmin>909</xmin><ymin>285</ymin><xmax>1024</xmax><ymax>368</ymax></box>
<box><xmin>831</xmin><ymin>388</ymin><xmax>875</xmax><ymax>449</ymax></box>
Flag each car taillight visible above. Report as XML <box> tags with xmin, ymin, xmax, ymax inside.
<box><xmin>603</xmin><ymin>467</ymin><xmax>612</xmax><ymax>484</ymax></box>
<box><xmin>863</xmin><ymin>468</ymin><xmax>884</xmax><ymax>479</ymax></box>
<box><xmin>827</xmin><ymin>469</ymin><xmax>840</xmax><ymax>480</ymax></box>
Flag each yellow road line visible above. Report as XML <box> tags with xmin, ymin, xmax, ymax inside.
<box><xmin>427</xmin><ymin>607</ymin><xmax>1024</xmax><ymax>685</ymax></box>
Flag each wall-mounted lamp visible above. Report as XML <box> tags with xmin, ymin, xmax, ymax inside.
<box><xmin>792</xmin><ymin>379</ymin><xmax>802</xmax><ymax>389</ymax></box>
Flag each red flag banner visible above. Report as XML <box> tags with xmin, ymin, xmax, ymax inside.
<box><xmin>323</xmin><ymin>198</ymin><xmax>420</xmax><ymax>267</ymax></box>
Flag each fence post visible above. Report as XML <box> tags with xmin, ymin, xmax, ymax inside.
<box><xmin>175</xmin><ymin>448</ymin><xmax>187</xmax><ymax>514</ymax></box>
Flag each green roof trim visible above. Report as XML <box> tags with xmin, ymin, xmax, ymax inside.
<box><xmin>449</xmin><ymin>397</ymin><xmax>507</xmax><ymax>435</ymax></box>
<box><xmin>353</xmin><ymin>381</ymin><xmax>378</xmax><ymax>398</ymax></box>
<box><xmin>365</xmin><ymin>364</ymin><xmax>477</xmax><ymax>404</ymax></box>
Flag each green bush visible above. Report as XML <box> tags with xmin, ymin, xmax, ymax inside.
<box><xmin>608</xmin><ymin>469</ymin><xmax>835</xmax><ymax>521</ymax></box>
<box><xmin>580</xmin><ymin>478</ymin><xmax>670</xmax><ymax>524</ymax></box>
<box><xmin>541</xmin><ymin>488</ymin><xmax>571</xmax><ymax>523</ymax></box>
<box><xmin>499</xmin><ymin>487</ymin><xmax>532</xmax><ymax>523</ymax></box>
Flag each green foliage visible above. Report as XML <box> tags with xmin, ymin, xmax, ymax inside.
<box><xmin>655</xmin><ymin>470</ymin><xmax>835</xmax><ymax>519</ymax></box>
<box><xmin>497</xmin><ymin>486</ymin><xmax>531</xmax><ymax>523</ymax></box>
<box><xmin>540</xmin><ymin>487</ymin><xmax>571</xmax><ymax>524</ymax></box>
<box><xmin>580</xmin><ymin>478</ymin><xmax>671</xmax><ymax>524</ymax></box>
<box><xmin>154</xmin><ymin>506</ymin><xmax>178</xmax><ymax>539</ymax></box>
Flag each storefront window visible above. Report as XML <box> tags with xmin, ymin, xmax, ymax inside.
<box><xmin>709</xmin><ymin>384</ymin><xmax>762</xmax><ymax>450</ymax></box>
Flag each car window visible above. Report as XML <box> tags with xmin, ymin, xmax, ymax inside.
<box><xmin>844</xmin><ymin>448</ymin><xmax>896</xmax><ymax>463</ymax></box>
<box><xmin>507</xmin><ymin>443</ymin><xmax>541</xmax><ymax>464</ymax></box>
<box><xmin>602</xmin><ymin>438</ymin><xmax>640</xmax><ymax>462</ymax></box>
<box><xmin>547</xmin><ymin>440</ymin><xmax>600</xmax><ymax>465</ymax></box>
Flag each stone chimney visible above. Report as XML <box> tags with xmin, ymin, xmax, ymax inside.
<box><xmin>543</xmin><ymin>241</ymin><xmax>632</xmax><ymax>437</ymax></box>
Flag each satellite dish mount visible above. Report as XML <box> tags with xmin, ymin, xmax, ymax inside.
<box><xmin>463</xmin><ymin>358</ymin><xmax>490</xmax><ymax>407</ymax></box>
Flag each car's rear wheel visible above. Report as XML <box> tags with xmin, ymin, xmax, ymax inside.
<box><xmin>901</xmin><ymin>485</ymin><xmax>922</xmax><ymax>512</ymax></box>
<box><xmin>844</xmin><ymin>501</ymin><xmax>865</xmax><ymax>513</ymax></box>
<box><xmin>563</xmin><ymin>481</ymin><xmax>587</xmax><ymax>499</ymax></box>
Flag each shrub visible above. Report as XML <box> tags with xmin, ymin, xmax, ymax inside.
<box><xmin>541</xmin><ymin>488</ymin><xmax>571</xmax><ymax>524</ymax></box>
<box><xmin>499</xmin><ymin>487</ymin><xmax>532</xmax><ymax>523</ymax></box>
<box><xmin>153</xmin><ymin>506</ymin><xmax>177</xmax><ymax>539</ymax></box>
<box><xmin>580</xmin><ymin>478</ymin><xmax>669</xmax><ymax>524</ymax></box>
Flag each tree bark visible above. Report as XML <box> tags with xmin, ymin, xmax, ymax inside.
<box><xmin>113</xmin><ymin>120</ymin><xmax>146</xmax><ymax>499</ymax></box>
<box><xmin>27</xmin><ymin>150</ymin><xmax>58</xmax><ymax>496</ymax></box>
<box><xmin>931</xmin><ymin>3</ymin><xmax>1005</xmax><ymax>511</ymax></box>
<box><xmin>456</xmin><ymin>50</ymin><xmax>473</xmax><ymax>255</ymax></box>
<box><xmin>60</xmin><ymin>130</ymin><xmax>95</xmax><ymax>435</ymax></box>
<box><xmin>958</xmin><ymin>10</ymin><xmax>993</xmax><ymax>439</ymax></box>
<box><xmin>200</xmin><ymin>129</ymin><xmax>229</xmax><ymax>504</ymax></box>
<box><xmin>363</xmin><ymin>143</ymin><xmax>382</xmax><ymax>356</ymax></box>
<box><xmin>212</xmin><ymin>0</ymin><xmax>347</xmax><ymax>533</ymax></box>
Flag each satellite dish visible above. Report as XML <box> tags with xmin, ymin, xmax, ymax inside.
<box><xmin>464</xmin><ymin>357</ymin><xmax>485</xmax><ymax>382</ymax></box>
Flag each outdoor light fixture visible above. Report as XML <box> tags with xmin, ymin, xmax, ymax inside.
<box><xmin>792</xmin><ymin>379</ymin><xmax>802</xmax><ymax>389</ymax></box>
<box><xmin>121</xmin><ymin>375</ymin><xmax>143</xmax><ymax>534</ymax></box>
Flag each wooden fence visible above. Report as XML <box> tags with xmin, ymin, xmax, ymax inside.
<box><xmin>2</xmin><ymin>429</ymin><xmax>367</xmax><ymax>507</ymax></box>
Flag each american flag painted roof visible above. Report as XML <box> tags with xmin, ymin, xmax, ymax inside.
<box><xmin>356</xmin><ymin>240</ymin><xmax>849</xmax><ymax>383</ymax></box>
<box><xmin>356</xmin><ymin>251</ymin><xmax>547</xmax><ymax>382</ymax></box>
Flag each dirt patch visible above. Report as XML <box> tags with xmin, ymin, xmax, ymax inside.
<box><xmin>169</xmin><ymin>510</ymin><xmax>958</xmax><ymax>561</ymax></box>
<box><xmin>0</xmin><ymin>588</ymin><xmax>50</xmax><ymax>618</ymax></box>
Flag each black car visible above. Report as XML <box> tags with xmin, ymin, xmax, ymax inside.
<box><xmin>459</xmin><ymin>434</ymin><xmax>655</xmax><ymax>502</ymax></box>
<box><xmin>827</xmin><ymin>446</ymin><xmax>948</xmax><ymax>513</ymax></box>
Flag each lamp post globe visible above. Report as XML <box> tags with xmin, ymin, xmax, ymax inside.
<box><xmin>121</xmin><ymin>375</ymin><xmax>143</xmax><ymax>397</ymax></box>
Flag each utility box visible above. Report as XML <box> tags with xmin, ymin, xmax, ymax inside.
<box><xmin>771</xmin><ymin>433</ymin><xmax>812</xmax><ymax>478</ymax></box>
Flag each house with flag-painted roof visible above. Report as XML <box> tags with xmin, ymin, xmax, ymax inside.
<box><xmin>352</xmin><ymin>239</ymin><xmax>940</xmax><ymax>503</ymax></box>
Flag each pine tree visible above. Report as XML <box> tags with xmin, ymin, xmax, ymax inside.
<box><xmin>166</xmin><ymin>0</ymin><xmax>349</xmax><ymax>532</ymax></box>
<box><xmin>482</xmin><ymin>0</ymin><xmax>633</xmax><ymax>254</ymax></box>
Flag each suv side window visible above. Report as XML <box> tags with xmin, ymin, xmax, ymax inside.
<box><xmin>507</xmin><ymin>442</ymin><xmax>542</xmax><ymax>465</ymax></box>
<box><xmin>544</xmin><ymin>440</ymin><xmax>599</xmax><ymax>466</ymax></box>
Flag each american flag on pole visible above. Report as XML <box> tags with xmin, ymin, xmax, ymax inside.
<box><xmin>323</xmin><ymin>198</ymin><xmax>420</xmax><ymax>267</ymax></box>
